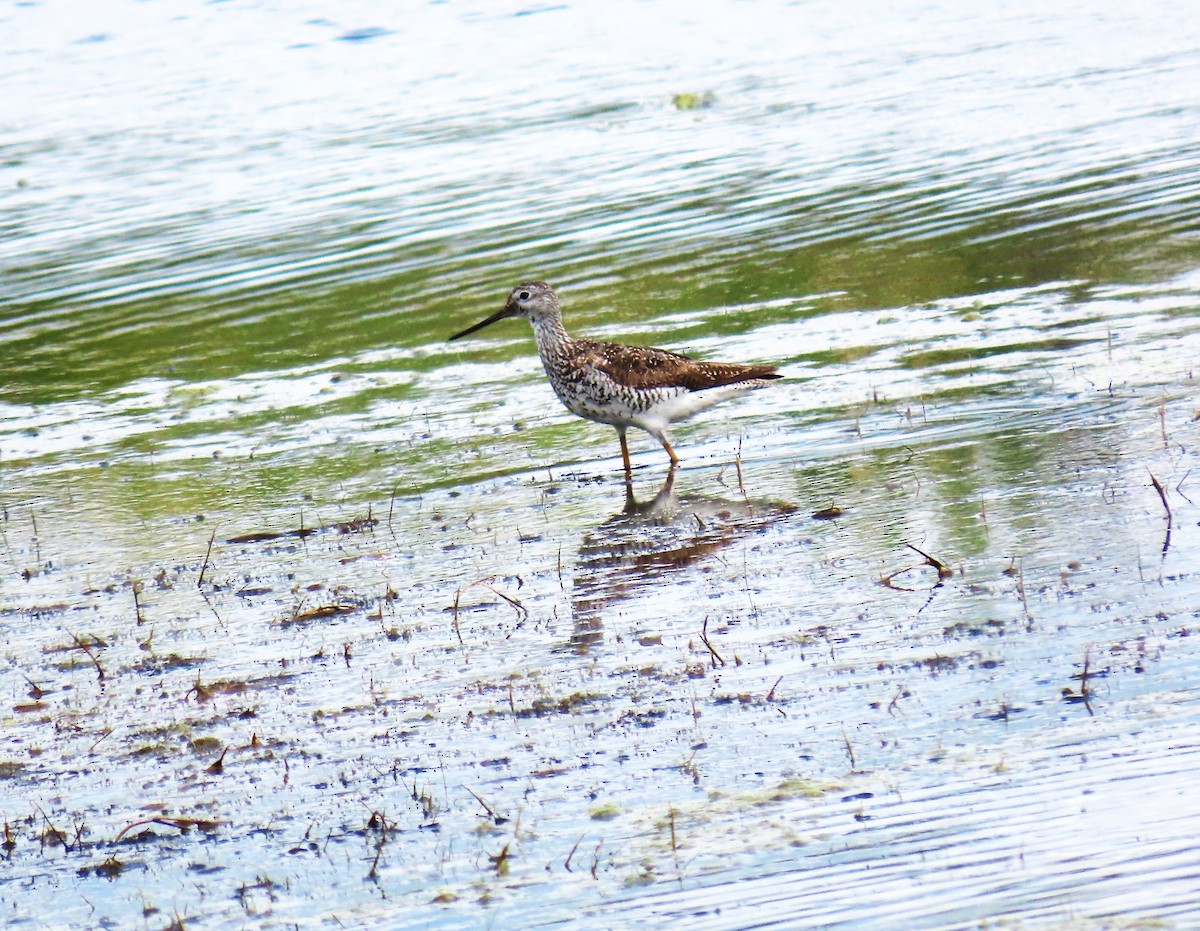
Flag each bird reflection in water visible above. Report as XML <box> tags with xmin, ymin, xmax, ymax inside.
<box><xmin>566</xmin><ymin>467</ymin><xmax>797</xmax><ymax>653</ymax></box>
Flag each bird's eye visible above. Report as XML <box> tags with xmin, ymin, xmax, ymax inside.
<box><xmin>519</xmin><ymin>290</ymin><xmax>530</xmax><ymax>300</ymax></box>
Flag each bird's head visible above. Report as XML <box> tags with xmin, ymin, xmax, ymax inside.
<box><xmin>449</xmin><ymin>281</ymin><xmax>560</xmax><ymax>341</ymax></box>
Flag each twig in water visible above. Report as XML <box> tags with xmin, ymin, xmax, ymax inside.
<box><xmin>1149</xmin><ymin>470</ymin><xmax>1173</xmax><ymax>556</ymax></box>
<box><xmin>699</xmin><ymin>617</ymin><xmax>725</xmax><ymax>668</ymax></box>
<box><xmin>480</xmin><ymin>582</ymin><xmax>527</xmax><ymax>620</ymax></box>
<box><xmin>387</xmin><ymin>485</ymin><xmax>400</xmax><ymax>536</ymax></box>
<box><xmin>1148</xmin><ymin>470</ymin><xmax>1173</xmax><ymax>527</ymax></box>
<box><xmin>734</xmin><ymin>433</ymin><xmax>746</xmax><ymax>497</ymax></box>
<box><xmin>65</xmin><ymin>629</ymin><xmax>105</xmax><ymax>687</ymax></box>
<box><xmin>198</xmin><ymin>526</ymin><xmax>218</xmax><ymax>588</ymax></box>
<box><xmin>669</xmin><ymin>805</ymin><xmax>682</xmax><ymax>886</ymax></box>
<box><xmin>452</xmin><ymin>578</ymin><xmax>528</xmax><ymax>643</ymax></box>
<box><xmin>88</xmin><ymin>728</ymin><xmax>114</xmax><ymax>753</ymax></box>
<box><xmin>462</xmin><ymin>786</ymin><xmax>504</xmax><ymax>823</ymax></box>
<box><xmin>1175</xmin><ymin>469</ymin><xmax>1194</xmax><ymax>506</ymax></box>
<box><xmin>841</xmin><ymin>727</ymin><xmax>857</xmax><ymax>772</ymax></box>
<box><xmin>30</xmin><ymin>510</ymin><xmax>41</xmax><ymax>568</ymax></box>
<box><xmin>1080</xmin><ymin>646</ymin><xmax>1095</xmax><ymax>717</ymax></box>
<box><xmin>114</xmin><ymin>816</ymin><xmax>221</xmax><ymax>844</ymax></box>
<box><xmin>450</xmin><ymin>589</ymin><xmax>466</xmax><ymax>651</ymax></box>
<box><xmin>1005</xmin><ymin>556</ymin><xmax>1033</xmax><ymax>628</ymax></box>
<box><xmin>365</xmin><ymin>811</ymin><xmax>390</xmax><ymax>882</ymax></box>
<box><xmin>564</xmin><ymin>834</ymin><xmax>584</xmax><ymax>872</ymax></box>
<box><xmin>0</xmin><ymin>511</ymin><xmax>18</xmax><ymax>576</ymax></box>
<box><xmin>1063</xmin><ymin>646</ymin><xmax>1096</xmax><ymax>717</ymax></box>
<box><xmin>199</xmin><ymin>588</ymin><xmax>226</xmax><ymax>630</ymax></box>
<box><xmin>132</xmin><ymin>579</ymin><xmax>145</xmax><ymax>626</ymax></box>
<box><xmin>34</xmin><ymin>804</ymin><xmax>67</xmax><ymax>853</ymax></box>
<box><xmin>879</xmin><ymin>569</ymin><xmax>916</xmax><ymax>592</ymax></box>
<box><xmin>905</xmin><ymin>543</ymin><xmax>953</xmax><ymax>580</ymax></box>
<box><xmin>741</xmin><ymin>546</ymin><xmax>759</xmax><ymax>618</ymax></box>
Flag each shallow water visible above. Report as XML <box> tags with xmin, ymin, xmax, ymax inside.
<box><xmin>3</xmin><ymin>0</ymin><xmax>1200</xmax><ymax>927</ymax></box>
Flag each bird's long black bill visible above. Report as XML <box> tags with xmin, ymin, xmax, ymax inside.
<box><xmin>448</xmin><ymin>306</ymin><xmax>514</xmax><ymax>341</ymax></box>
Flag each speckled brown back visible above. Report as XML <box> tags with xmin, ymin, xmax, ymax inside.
<box><xmin>569</xmin><ymin>339</ymin><xmax>781</xmax><ymax>392</ymax></box>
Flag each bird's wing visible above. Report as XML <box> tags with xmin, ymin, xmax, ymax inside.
<box><xmin>576</xmin><ymin>340</ymin><xmax>781</xmax><ymax>392</ymax></box>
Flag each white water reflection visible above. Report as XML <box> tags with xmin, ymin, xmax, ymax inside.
<box><xmin>5</xmin><ymin>0</ymin><xmax>1199</xmax><ymax>322</ymax></box>
<box><xmin>601</xmin><ymin>724</ymin><xmax>1200</xmax><ymax>929</ymax></box>
<box><xmin>3</xmin><ymin>1</ymin><xmax>1200</xmax><ymax>928</ymax></box>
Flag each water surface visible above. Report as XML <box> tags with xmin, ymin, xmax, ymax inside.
<box><xmin>2</xmin><ymin>0</ymin><xmax>1200</xmax><ymax>927</ymax></box>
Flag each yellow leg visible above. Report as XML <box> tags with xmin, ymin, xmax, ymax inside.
<box><xmin>619</xmin><ymin>430</ymin><xmax>632</xmax><ymax>480</ymax></box>
<box><xmin>660</xmin><ymin>436</ymin><xmax>680</xmax><ymax>466</ymax></box>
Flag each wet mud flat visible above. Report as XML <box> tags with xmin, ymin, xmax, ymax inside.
<box><xmin>5</xmin><ymin>0</ymin><xmax>1200</xmax><ymax>925</ymax></box>
<box><xmin>2</xmin><ymin>358</ymin><xmax>1198</xmax><ymax>929</ymax></box>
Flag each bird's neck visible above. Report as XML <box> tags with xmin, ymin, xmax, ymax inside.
<box><xmin>531</xmin><ymin>313</ymin><xmax>571</xmax><ymax>358</ymax></box>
